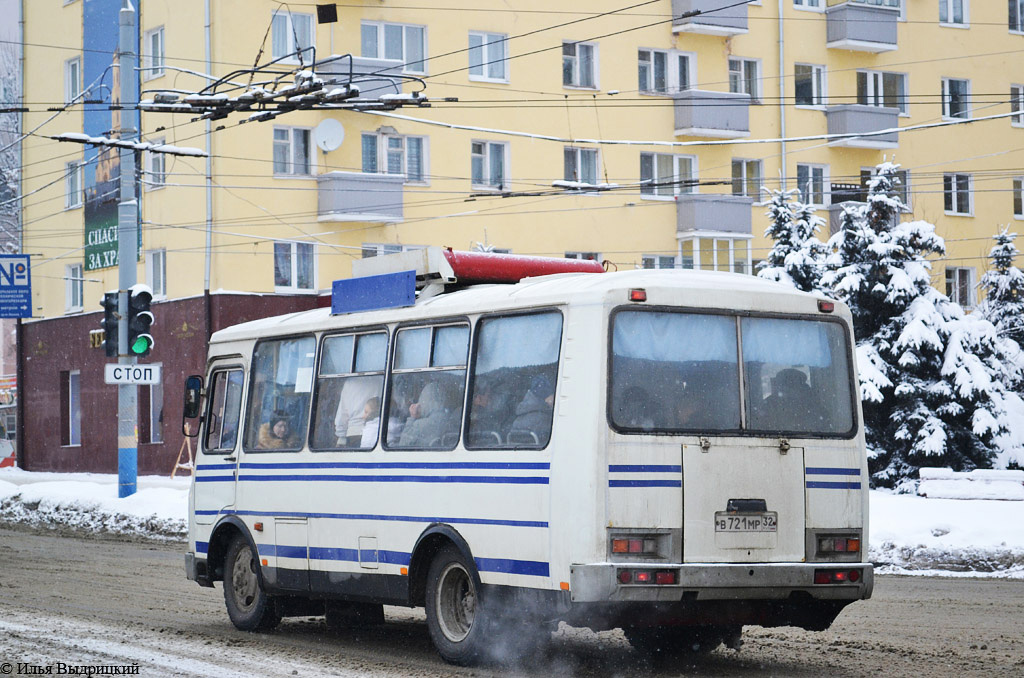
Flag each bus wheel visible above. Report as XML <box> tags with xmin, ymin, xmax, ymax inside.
<box><xmin>223</xmin><ymin>536</ymin><xmax>281</xmax><ymax>632</ymax></box>
<box><xmin>624</xmin><ymin>625</ymin><xmax>737</xmax><ymax>658</ymax></box>
<box><xmin>425</xmin><ymin>545</ymin><xmax>491</xmax><ymax>665</ymax></box>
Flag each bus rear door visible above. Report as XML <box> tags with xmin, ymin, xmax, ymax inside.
<box><xmin>194</xmin><ymin>363</ymin><xmax>245</xmax><ymax>525</ymax></box>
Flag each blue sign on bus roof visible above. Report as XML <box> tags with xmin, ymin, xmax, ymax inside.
<box><xmin>332</xmin><ymin>270</ymin><xmax>416</xmax><ymax>315</ymax></box>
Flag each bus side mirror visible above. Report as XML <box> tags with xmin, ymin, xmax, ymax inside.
<box><xmin>183</xmin><ymin>375</ymin><xmax>204</xmax><ymax>437</ymax></box>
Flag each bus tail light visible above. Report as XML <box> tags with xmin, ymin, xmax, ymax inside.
<box><xmin>817</xmin><ymin>536</ymin><xmax>861</xmax><ymax>555</ymax></box>
<box><xmin>616</xmin><ymin>569</ymin><xmax>678</xmax><ymax>586</ymax></box>
<box><xmin>611</xmin><ymin>537</ymin><xmax>658</xmax><ymax>555</ymax></box>
<box><xmin>628</xmin><ymin>288</ymin><xmax>647</xmax><ymax>302</ymax></box>
<box><xmin>817</xmin><ymin>300</ymin><xmax>835</xmax><ymax>313</ymax></box>
<box><xmin>814</xmin><ymin>569</ymin><xmax>862</xmax><ymax>585</ymax></box>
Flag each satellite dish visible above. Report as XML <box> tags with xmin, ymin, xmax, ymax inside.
<box><xmin>313</xmin><ymin>119</ymin><xmax>345</xmax><ymax>152</ymax></box>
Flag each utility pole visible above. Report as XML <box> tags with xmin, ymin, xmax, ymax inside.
<box><xmin>117</xmin><ymin>0</ymin><xmax>138</xmax><ymax>498</ymax></box>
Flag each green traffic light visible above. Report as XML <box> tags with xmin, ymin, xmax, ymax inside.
<box><xmin>130</xmin><ymin>335</ymin><xmax>152</xmax><ymax>354</ymax></box>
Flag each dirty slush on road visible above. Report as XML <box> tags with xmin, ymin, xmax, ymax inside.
<box><xmin>1</xmin><ymin>527</ymin><xmax>1022</xmax><ymax>678</ymax></box>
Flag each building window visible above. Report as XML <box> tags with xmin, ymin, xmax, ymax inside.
<box><xmin>1013</xmin><ymin>177</ymin><xmax>1023</xmax><ymax>218</ymax></box>
<box><xmin>562</xmin><ymin>41</ymin><xmax>597</xmax><ymax>88</ymax></box>
<box><xmin>566</xmin><ymin>251</ymin><xmax>600</xmax><ymax>261</ymax></box>
<box><xmin>642</xmin><ymin>255</ymin><xmax>677</xmax><ymax>269</ymax></box>
<box><xmin>273</xmin><ymin>127</ymin><xmax>311</xmax><ymax>175</ymax></box>
<box><xmin>65</xmin><ymin>262</ymin><xmax>83</xmax><ymax>313</ymax></box>
<box><xmin>143</xmin><ymin>26</ymin><xmax>164</xmax><ymax>79</ymax></box>
<box><xmin>564</xmin><ymin>147</ymin><xmax>599</xmax><ymax>185</ymax></box>
<box><xmin>65</xmin><ymin>161</ymin><xmax>83</xmax><ymax>209</ymax></box>
<box><xmin>361</xmin><ymin>243</ymin><xmax>425</xmax><ymax>258</ymax></box>
<box><xmin>943</xmin><ymin>173</ymin><xmax>972</xmax><ymax>215</ymax></box>
<box><xmin>61</xmin><ymin>370</ymin><xmax>82</xmax><ymax>447</ymax></box>
<box><xmin>361</xmin><ymin>21</ymin><xmax>426</xmax><ymax>74</ymax></box>
<box><xmin>859</xmin><ymin>168</ymin><xmax>911</xmax><ymax>210</ymax></box>
<box><xmin>1013</xmin><ymin>0</ymin><xmax>1024</xmax><ymax>32</ymax></box>
<box><xmin>65</xmin><ymin>57</ymin><xmax>81</xmax><ymax>103</ymax></box>
<box><xmin>945</xmin><ymin>267</ymin><xmax>975</xmax><ymax>307</ymax></box>
<box><xmin>795</xmin><ymin>64</ymin><xmax>825</xmax><ymax>107</ymax></box>
<box><xmin>857</xmin><ymin>70</ymin><xmax>908</xmax><ymax>114</ymax></box>
<box><xmin>147</xmin><ymin>249</ymin><xmax>166</xmax><ymax>298</ymax></box>
<box><xmin>796</xmin><ymin>164</ymin><xmax>828</xmax><ymax>206</ymax></box>
<box><xmin>272</xmin><ymin>11</ymin><xmax>313</xmax><ymax>62</ymax></box>
<box><xmin>638</xmin><ymin>49</ymin><xmax>668</xmax><ymax>94</ymax></box>
<box><xmin>139</xmin><ymin>383</ymin><xmax>164</xmax><ymax>444</ymax></box>
<box><xmin>1012</xmin><ymin>85</ymin><xmax>1023</xmax><ymax>126</ymax></box>
<box><xmin>361</xmin><ymin>132</ymin><xmax>426</xmax><ymax>183</ymax></box>
<box><xmin>469</xmin><ymin>31</ymin><xmax>508</xmax><ymax>82</ymax></box>
<box><xmin>274</xmin><ymin>241</ymin><xmax>316</xmax><ymax>291</ymax></box>
<box><xmin>794</xmin><ymin>0</ymin><xmax>822</xmax><ymax>7</ymax></box>
<box><xmin>641</xmin><ymin>152</ymin><xmax>696</xmax><ymax>198</ymax></box>
<box><xmin>471</xmin><ymin>141</ymin><xmax>507</xmax><ymax>189</ymax></box>
<box><xmin>939</xmin><ymin>0</ymin><xmax>967</xmax><ymax>25</ymax></box>
<box><xmin>729</xmin><ymin>58</ymin><xmax>760</xmax><ymax>102</ymax></box>
<box><xmin>731</xmin><ymin>159</ymin><xmax>763</xmax><ymax>199</ymax></box>
<box><xmin>145</xmin><ymin>139</ymin><xmax>166</xmax><ymax>189</ymax></box>
<box><xmin>942</xmin><ymin>78</ymin><xmax>970</xmax><ymax>119</ymax></box>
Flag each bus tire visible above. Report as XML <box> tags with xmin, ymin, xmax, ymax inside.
<box><xmin>624</xmin><ymin>624</ymin><xmax>736</xmax><ymax>659</ymax></box>
<box><xmin>223</xmin><ymin>536</ymin><xmax>281</xmax><ymax>632</ymax></box>
<box><xmin>424</xmin><ymin>544</ymin><xmax>492</xmax><ymax>665</ymax></box>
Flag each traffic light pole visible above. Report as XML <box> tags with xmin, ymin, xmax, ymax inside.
<box><xmin>116</xmin><ymin>0</ymin><xmax>138</xmax><ymax>498</ymax></box>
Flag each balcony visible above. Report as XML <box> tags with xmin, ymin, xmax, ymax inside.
<box><xmin>676</xmin><ymin>193</ymin><xmax>754</xmax><ymax>235</ymax></box>
<box><xmin>316</xmin><ymin>54</ymin><xmax>406</xmax><ymax>94</ymax></box>
<box><xmin>826</xmin><ymin>1</ymin><xmax>899</xmax><ymax>53</ymax></box>
<box><xmin>672</xmin><ymin>0</ymin><xmax>747</xmax><ymax>36</ymax></box>
<box><xmin>674</xmin><ymin>90</ymin><xmax>750</xmax><ymax>139</ymax></box>
<box><xmin>826</xmin><ymin>104</ymin><xmax>899</xmax><ymax>149</ymax></box>
<box><xmin>318</xmin><ymin>171</ymin><xmax>404</xmax><ymax>223</ymax></box>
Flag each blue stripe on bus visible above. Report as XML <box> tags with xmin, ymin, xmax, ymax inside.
<box><xmin>195</xmin><ymin>463</ymin><xmax>237</xmax><ymax>471</ymax></box>
<box><xmin>236</xmin><ymin>474</ymin><xmax>548</xmax><ymax>485</ymax></box>
<box><xmin>257</xmin><ymin>545</ymin><xmax>544</xmax><ymax>576</ymax></box>
<box><xmin>257</xmin><ymin>543</ymin><xmax>308</xmax><ymax>559</ymax></box>
<box><xmin>609</xmin><ymin>479</ymin><xmax>683</xmax><ymax>488</ymax></box>
<box><xmin>238</xmin><ymin>461</ymin><xmax>550</xmax><ymax>471</ymax></box>
<box><xmin>196</xmin><ymin>541</ymin><xmax>208</xmax><ymax>554</ymax></box>
<box><xmin>475</xmin><ymin>557</ymin><xmax>549</xmax><ymax>577</ymax></box>
<box><xmin>608</xmin><ymin>465</ymin><xmax>682</xmax><ymax>473</ymax></box>
<box><xmin>195</xmin><ymin>475</ymin><xmax>235</xmax><ymax>483</ymax></box>
<box><xmin>806</xmin><ymin>467</ymin><xmax>861</xmax><ymax>476</ymax></box>
<box><xmin>193</xmin><ymin>509</ymin><xmax>548</xmax><ymax>529</ymax></box>
<box><xmin>806</xmin><ymin>481</ymin><xmax>862</xmax><ymax>490</ymax></box>
<box><xmin>308</xmin><ymin>546</ymin><xmax>358</xmax><ymax>562</ymax></box>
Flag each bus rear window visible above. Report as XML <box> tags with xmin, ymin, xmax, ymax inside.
<box><xmin>610</xmin><ymin>310</ymin><xmax>854</xmax><ymax>436</ymax></box>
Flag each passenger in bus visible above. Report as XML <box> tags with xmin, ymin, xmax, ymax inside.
<box><xmin>359</xmin><ymin>396</ymin><xmax>381</xmax><ymax>448</ymax></box>
<box><xmin>616</xmin><ymin>386</ymin><xmax>657</xmax><ymax>430</ymax></box>
<box><xmin>256</xmin><ymin>411</ymin><xmax>299</xmax><ymax>449</ymax></box>
<box><xmin>398</xmin><ymin>381</ymin><xmax>457</xmax><ymax>447</ymax></box>
<box><xmin>333</xmin><ymin>375</ymin><xmax>381</xmax><ymax>447</ymax></box>
<box><xmin>468</xmin><ymin>378</ymin><xmax>510</xmax><ymax>438</ymax></box>
<box><xmin>509</xmin><ymin>376</ymin><xmax>555</xmax><ymax>443</ymax></box>
<box><xmin>762</xmin><ymin>368</ymin><xmax>821</xmax><ymax>426</ymax></box>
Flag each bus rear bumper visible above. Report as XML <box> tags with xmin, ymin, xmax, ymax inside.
<box><xmin>569</xmin><ymin>562</ymin><xmax>873</xmax><ymax>603</ymax></box>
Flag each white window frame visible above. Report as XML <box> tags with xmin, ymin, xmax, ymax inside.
<box><xmin>565</xmin><ymin>251</ymin><xmax>601</xmax><ymax>261</ymax></box>
<box><xmin>361</xmin><ymin>132</ymin><xmax>428</xmax><ymax>184</ymax></box>
<box><xmin>471</xmin><ymin>140</ymin><xmax>508</xmax><ymax>190</ymax></box>
<box><xmin>146</xmin><ymin>248</ymin><xmax>167</xmax><ymax>299</ymax></box>
<box><xmin>66</xmin><ymin>370</ymin><xmax>81</xmax><ymax>447</ymax></box>
<box><xmin>1012</xmin><ymin>0</ymin><xmax>1024</xmax><ymax>33</ymax></box>
<box><xmin>860</xmin><ymin>167</ymin><xmax>912</xmax><ymax>211</ymax></box>
<box><xmin>272</xmin><ymin>11</ymin><xmax>314</xmax><ymax>63</ymax></box>
<box><xmin>468</xmin><ymin>31</ymin><xmax>508</xmax><ymax>82</ymax></box>
<box><xmin>563</xmin><ymin>147</ymin><xmax>600</xmax><ymax>187</ymax></box>
<box><xmin>1012</xmin><ymin>85</ymin><xmax>1024</xmax><ymax>127</ymax></box>
<box><xmin>65</xmin><ymin>161</ymin><xmax>83</xmax><ymax>209</ymax></box>
<box><xmin>939</xmin><ymin>0</ymin><xmax>968</xmax><ymax>27</ymax></box>
<box><xmin>945</xmin><ymin>267</ymin><xmax>976</xmax><ymax>308</ymax></box>
<box><xmin>272</xmin><ymin>127</ymin><xmax>313</xmax><ymax>176</ymax></box>
<box><xmin>637</xmin><ymin>48</ymin><xmax>694</xmax><ymax>95</ymax></box>
<box><xmin>943</xmin><ymin>172</ymin><xmax>973</xmax><ymax>216</ymax></box>
<box><xmin>796</xmin><ymin>163</ymin><xmax>829</xmax><ymax>207</ymax></box>
<box><xmin>731</xmin><ymin>158</ymin><xmax>763</xmax><ymax>200</ymax></box>
<box><xmin>728</xmin><ymin>57</ymin><xmax>761</xmax><ymax>103</ymax></box>
<box><xmin>1012</xmin><ymin>176</ymin><xmax>1023</xmax><ymax>219</ymax></box>
<box><xmin>65</xmin><ymin>262</ymin><xmax>83</xmax><ymax>313</ymax></box>
<box><xmin>65</xmin><ymin>56</ymin><xmax>81</xmax><ymax>104</ymax></box>
<box><xmin>273</xmin><ymin>240</ymin><xmax>317</xmax><ymax>293</ymax></box>
<box><xmin>361</xmin><ymin>243</ymin><xmax>426</xmax><ymax>258</ymax></box>
<box><xmin>361</xmin><ymin>21</ymin><xmax>427</xmax><ymax>74</ymax></box>
<box><xmin>143</xmin><ymin>26</ymin><xmax>164</xmax><ymax>80</ymax></box>
<box><xmin>793</xmin><ymin>0</ymin><xmax>823</xmax><ymax>11</ymax></box>
<box><xmin>857</xmin><ymin>70</ymin><xmax>909</xmax><ymax>115</ymax></box>
<box><xmin>641</xmin><ymin>255</ymin><xmax>678</xmax><ymax>269</ymax></box>
<box><xmin>942</xmin><ymin>77</ymin><xmax>971</xmax><ymax>120</ymax></box>
<box><xmin>640</xmin><ymin>152</ymin><xmax>697</xmax><ymax>199</ymax></box>
<box><xmin>638</xmin><ymin>48</ymin><xmax>669</xmax><ymax>94</ymax></box>
<box><xmin>794</xmin><ymin>63</ymin><xmax>826</xmax><ymax>108</ymax></box>
<box><xmin>145</xmin><ymin>138</ymin><xmax>166</xmax><ymax>190</ymax></box>
<box><xmin>562</xmin><ymin>41</ymin><xmax>598</xmax><ymax>89</ymax></box>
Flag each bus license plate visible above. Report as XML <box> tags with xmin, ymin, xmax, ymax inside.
<box><xmin>714</xmin><ymin>512</ymin><xmax>778</xmax><ymax>533</ymax></box>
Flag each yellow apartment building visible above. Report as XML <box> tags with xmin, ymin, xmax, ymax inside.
<box><xmin>16</xmin><ymin>0</ymin><xmax>1024</xmax><ymax>471</ymax></box>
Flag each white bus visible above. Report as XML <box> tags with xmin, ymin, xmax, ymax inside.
<box><xmin>184</xmin><ymin>249</ymin><xmax>872</xmax><ymax>664</ymax></box>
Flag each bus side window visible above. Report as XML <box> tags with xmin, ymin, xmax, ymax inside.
<box><xmin>204</xmin><ymin>369</ymin><xmax>244</xmax><ymax>453</ymax></box>
<box><xmin>467</xmin><ymin>311</ymin><xmax>563</xmax><ymax>449</ymax></box>
<box><xmin>311</xmin><ymin>331</ymin><xmax>388</xmax><ymax>451</ymax></box>
<box><xmin>386</xmin><ymin>324</ymin><xmax>469</xmax><ymax>450</ymax></box>
<box><xmin>243</xmin><ymin>336</ymin><xmax>315</xmax><ymax>452</ymax></box>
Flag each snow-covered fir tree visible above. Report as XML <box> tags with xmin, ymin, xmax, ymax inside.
<box><xmin>978</xmin><ymin>228</ymin><xmax>1024</xmax><ymax>351</ymax></box>
<box><xmin>756</xmin><ymin>188</ymin><xmax>827</xmax><ymax>293</ymax></box>
<box><xmin>821</xmin><ymin>162</ymin><xmax>1019</xmax><ymax>488</ymax></box>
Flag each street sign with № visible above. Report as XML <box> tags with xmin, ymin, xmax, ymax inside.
<box><xmin>0</xmin><ymin>254</ymin><xmax>31</xmax><ymax>318</ymax></box>
<box><xmin>104</xmin><ymin>363</ymin><xmax>162</xmax><ymax>385</ymax></box>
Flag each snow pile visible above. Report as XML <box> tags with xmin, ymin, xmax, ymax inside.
<box><xmin>0</xmin><ymin>469</ymin><xmax>188</xmax><ymax>540</ymax></box>
<box><xmin>917</xmin><ymin>467</ymin><xmax>1024</xmax><ymax>500</ymax></box>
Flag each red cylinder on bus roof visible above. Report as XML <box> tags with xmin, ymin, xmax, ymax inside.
<box><xmin>441</xmin><ymin>248</ymin><xmax>604</xmax><ymax>285</ymax></box>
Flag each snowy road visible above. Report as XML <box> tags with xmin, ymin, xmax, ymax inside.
<box><xmin>0</xmin><ymin>527</ymin><xmax>1022</xmax><ymax>678</ymax></box>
